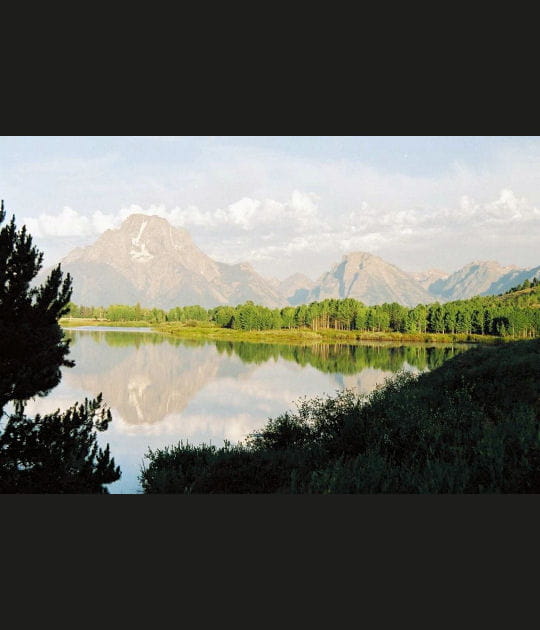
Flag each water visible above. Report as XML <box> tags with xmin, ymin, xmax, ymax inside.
<box><xmin>22</xmin><ymin>328</ymin><xmax>471</xmax><ymax>493</ymax></box>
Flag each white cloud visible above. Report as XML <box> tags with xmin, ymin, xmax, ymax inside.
<box><xmin>24</xmin><ymin>206</ymin><xmax>93</xmax><ymax>238</ymax></box>
<box><xmin>26</xmin><ymin>184</ymin><xmax>539</xmax><ymax>279</ymax></box>
<box><xmin>216</xmin><ymin>197</ymin><xmax>261</xmax><ymax>229</ymax></box>
<box><xmin>7</xmin><ymin>132</ymin><xmax>538</xmax><ymax>281</ymax></box>
<box><xmin>22</xmin><ymin>189</ymin><xmax>330</xmax><ymax>242</ymax></box>
<box><xmin>91</xmin><ymin>210</ymin><xmax>118</xmax><ymax>233</ymax></box>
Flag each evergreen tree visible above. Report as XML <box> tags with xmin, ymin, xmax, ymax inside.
<box><xmin>0</xmin><ymin>395</ymin><xmax>120</xmax><ymax>493</ymax></box>
<box><xmin>0</xmin><ymin>201</ymin><xmax>73</xmax><ymax>413</ymax></box>
<box><xmin>0</xmin><ymin>201</ymin><xmax>120</xmax><ymax>492</ymax></box>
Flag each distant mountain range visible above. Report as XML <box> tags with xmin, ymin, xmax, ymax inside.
<box><xmin>48</xmin><ymin>213</ymin><xmax>540</xmax><ymax>309</ymax></box>
<box><xmin>57</xmin><ymin>214</ymin><xmax>284</xmax><ymax>309</ymax></box>
<box><xmin>307</xmin><ymin>251</ymin><xmax>435</xmax><ymax>307</ymax></box>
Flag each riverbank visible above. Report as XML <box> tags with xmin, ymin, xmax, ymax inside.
<box><xmin>153</xmin><ymin>322</ymin><xmax>507</xmax><ymax>346</ymax></box>
<box><xmin>60</xmin><ymin>318</ymin><xmax>516</xmax><ymax>345</ymax></box>
<box><xmin>60</xmin><ymin>318</ymin><xmax>151</xmax><ymax>328</ymax></box>
<box><xmin>140</xmin><ymin>337</ymin><xmax>540</xmax><ymax>493</ymax></box>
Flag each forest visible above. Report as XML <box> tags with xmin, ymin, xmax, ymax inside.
<box><xmin>65</xmin><ymin>279</ymin><xmax>540</xmax><ymax>339</ymax></box>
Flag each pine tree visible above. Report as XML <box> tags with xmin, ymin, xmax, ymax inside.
<box><xmin>0</xmin><ymin>201</ymin><xmax>120</xmax><ymax>492</ymax></box>
<box><xmin>0</xmin><ymin>394</ymin><xmax>120</xmax><ymax>493</ymax></box>
<box><xmin>0</xmin><ymin>202</ymin><xmax>75</xmax><ymax>413</ymax></box>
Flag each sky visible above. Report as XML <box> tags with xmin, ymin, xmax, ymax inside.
<box><xmin>1</xmin><ymin>135</ymin><xmax>539</xmax><ymax>280</ymax></box>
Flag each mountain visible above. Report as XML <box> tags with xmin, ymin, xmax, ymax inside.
<box><xmin>46</xmin><ymin>213</ymin><xmax>539</xmax><ymax>309</ymax></box>
<box><xmin>308</xmin><ymin>252</ymin><xmax>433</xmax><ymax>307</ymax></box>
<box><xmin>408</xmin><ymin>269</ymin><xmax>449</xmax><ymax>291</ymax></box>
<box><xmin>428</xmin><ymin>261</ymin><xmax>521</xmax><ymax>301</ymax></box>
<box><xmin>58</xmin><ymin>214</ymin><xmax>285</xmax><ymax>309</ymax></box>
<box><xmin>483</xmin><ymin>265</ymin><xmax>540</xmax><ymax>296</ymax></box>
<box><xmin>277</xmin><ymin>273</ymin><xmax>315</xmax><ymax>306</ymax></box>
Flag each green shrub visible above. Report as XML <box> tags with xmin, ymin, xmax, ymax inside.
<box><xmin>140</xmin><ymin>339</ymin><xmax>540</xmax><ymax>493</ymax></box>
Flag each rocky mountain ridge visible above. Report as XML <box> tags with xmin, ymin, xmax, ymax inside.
<box><xmin>308</xmin><ymin>252</ymin><xmax>434</xmax><ymax>307</ymax></box>
<box><xmin>59</xmin><ymin>214</ymin><xmax>284</xmax><ymax>309</ymax></box>
<box><xmin>51</xmin><ymin>213</ymin><xmax>539</xmax><ymax>308</ymax></box>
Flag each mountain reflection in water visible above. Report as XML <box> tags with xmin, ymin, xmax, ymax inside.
<box><xmin>23</xmin><ymin>329</ymin><xmax>470</xmax><ymax>493</ymax></box>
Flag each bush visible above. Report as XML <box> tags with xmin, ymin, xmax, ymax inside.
<box><xmin>140</xmin><ymin>339</ymin><xmax>540</xmax><ymax>493</ymax></box>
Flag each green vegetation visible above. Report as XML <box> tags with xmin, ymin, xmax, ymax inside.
<box><xmin>65</xmin><ymin>301</ymin><xmax>172</xmax><ymax>324</ymax></box>
<box><xmin>140</xmin><ymin>338</ymin><xmax>540</xmax><ymax>493</ymax></box>
<box><xmin>1</xmin><ymin>208</ymin><xmax>73</xmax><ymax>413</ymax></box>
<box><xmin>503</xmin><ymin>276</ymin><xmax>539</xmax><ymax>297</ymax></box>
<box><xmin>0</xmin><ymin>395</ymin><xmax>120</xmax><ymax>493</ymax></box>
<box><xmin>212</xmin><ymin>339</ymin><xmax>467</xmax><ymax>373</ymax></box>
<box><xmin>155</xmin><ymin>322</ymin><xmax>324</xmax><ymax>344</ymax></box>
<box><xmin>0</xmin><ymin>200</ymin><xmax>120</xmax><ymax>493</ymax></box>
<box><xmin>64</xmin><ymin>326</ymin><xmax>468</xmax><ymax>374</ymax></box>
<box><xmin>65</xmin><ymin>286</ymin><xmax>540</xmax><ymax>343</ymax></box>
<box><xmin>155</xmin><ymin>322</ymin><xmax>504</xmax><ymax>346</ymax></box>
<box><xmin>60</xmin><ymin>317</ymin><xmax>151</xmax><ymax>328</ymax></box>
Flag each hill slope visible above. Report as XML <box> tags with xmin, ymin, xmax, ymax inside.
<box><xmin>428</xmin><ymin>261</ymin><xmax>540</xmax><ymax>300</ymax></box>
<box><xmin>485</xmin><ymin>265</ymin><xmax>540</xmax><ymax>296</ymax></box>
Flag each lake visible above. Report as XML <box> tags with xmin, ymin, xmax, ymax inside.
<box><xmin>22</xmin><ymin>328</ymin><xmax>471</xmax><ymax>493</ymax></box>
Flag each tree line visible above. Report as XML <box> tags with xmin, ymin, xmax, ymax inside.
<box><xmin>67</xmin><ymin>288</ymin><xmax>540</xmax><ymax>338</ymax></box>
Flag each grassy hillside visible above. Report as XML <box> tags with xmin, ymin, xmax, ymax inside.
<box><xmin>140</xmin><ymin>338</ymin><xmax>540</xmax><ymax>493</ymax></box>
<box><xmin>496</xmin><ymin>283</ymin><xmax>540</xmax><ymax>307</ymax></box>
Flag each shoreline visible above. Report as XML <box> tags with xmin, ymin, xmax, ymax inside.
<box><xmin>155</xmin><ymin>324</ymin><xmax>502</xmax><ymax>346</ymax></box>
<box><xmin>60</xmin><ymin>318</ymin><xmax>517</xmax><ymax>346</ymax></box>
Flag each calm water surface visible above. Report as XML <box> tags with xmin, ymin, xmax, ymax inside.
<box><xmin>24</xmin><ymin>328</ymin><xmax>471</xmax><ymax>493</ymax></box>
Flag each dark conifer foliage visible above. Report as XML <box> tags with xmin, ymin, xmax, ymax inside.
<box><xmin>0</xmin><ymin>395</ymin><xmax>120</xmax><ymax>493</ymax></box>
<box><xmin>0</xmin><ymin>200</ymin><xmax>73</xmax><ymax>413</ymax></box>
<box><xmin>0</xmin><ymin>201</ymin><xmax>120</xmax><ymax>492</ymax></box>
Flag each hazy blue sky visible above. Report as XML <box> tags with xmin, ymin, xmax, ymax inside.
<box><xmin>1</xmin><ymin>136</ymin><xmax>539</xmax><ymax>279</ymax></box>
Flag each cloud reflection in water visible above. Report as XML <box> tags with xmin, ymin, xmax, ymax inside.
<box><xmin>24</xmin><ymin>329</ymin><xmax>467</xmax><ymax>493</ymax></box>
